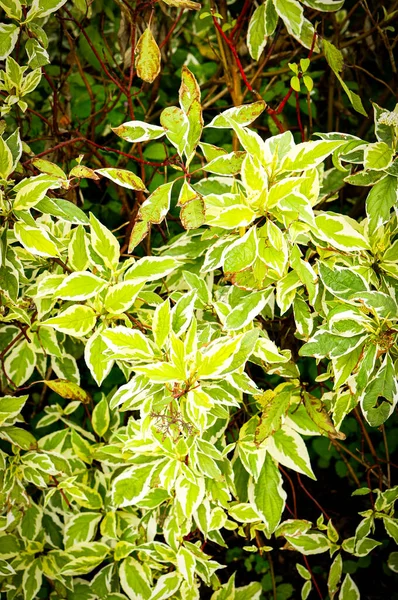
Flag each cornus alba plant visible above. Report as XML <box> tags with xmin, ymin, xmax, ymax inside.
<box><xmin>1</xmin><ymin>52</ymin><xmax>398</xmax><ymax>600</ymax></box>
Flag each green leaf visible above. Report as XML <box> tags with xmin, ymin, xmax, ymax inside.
<box><xmin>198</xmin><ymin>333</ymin><xmax>246</xmax><ymax>378</ymax></box>
<box><xmin>225</xmin><ymin>290</ymin><xmax>271</xmax><ymax>331</ymax></box>
<box><xmin>323</xmin><ymin>39</ymin><xmax>367</xmax><ymax>116</ymax></box>
<box><xmin>0</xmin><ymin>558</ymin><xmax>16</xmax><ymax>576</ymax></box>
<box><xmin>267</xmin><ymin>425</ymin><xmax>316</xmax><ymax>479</ymax></box>
<box><xmin>318</xmin><ymin>262</ymin><xmax>368</xmax><ymax>299</ymax></box>
<box><xmin>120</xmin><ymin>557</ymin><xmax>152</xmax><ymax>600</ymax></box>
<box><xmin>153</xmin><ymin>299</ymin><xmax>171</xmax><ymax>349</ymax></box>
<box><xmin>328</xmin><ymin>553</ymin><xmax>343</xmax><ymax>600</ymax></box>
<box><xmin>138</xmin><ymin>181</ymin><xmax>173</xmax><ymax>224</ymax></box>
<box><xmin>285</xmin><ymin>532</ymin><xmax>331</xmax><ymax>555</ymax></box>
<box><xmin>355</xmin><ymin>290</ymin><xmax>398</xmax><ymax>319</ymax></box>
<box><xmin>160</xmin><ymin>106</ymin><xmax>188</xmax><ymax>157</ymax></box>
<box><xmin>150</xmin><ymin>572</ymin><xmax>182</xmax><ymax>600</ymax></box>
<box><xmin>302</xmin><ymin>0</ymin><xmax>344</xmax><ymax>10</ymax></box>
<box><xmin>13</xmin><ymin>174</ymin><xmax>61</xmax><ymax>210</ymax></box>
<box><xmin>366</xmin><ymin>175</ymin><xmax>398</xmax><ymax>234</ymax></box>
<box><xmin>172</xmin><ymin>290</ymin><xmax>196</xmax><ymax>337</ymax></box>
<box><xmin>0</xmin><ymin>394</ymin><xmax>28</xmax><ymax>426</ymax></box>
<box><xmin>315</xmin><ymin>213</ymin><xmax>370</xmax><ymax>251</ymax></box>
<box><xmin>228</xmin><ymin>503</ymin><xmax>261</xmax><ymax>523</ymax></box>
<box><xmin>112</xmin><ymin>120</ymin><xmax>165</xmax><ymax>143</ymax></box>
<box><xmin>0</xmin><ymin>534</ymin><xmax>21</xmax><ymax>558</ymax></box>
<box><xmin>41</xmin><ymin>305</ymin><xmax>97</xmax><ymax>337</ymax></box>
<box><xmin>26</xmin><ymin>38</ymin><xmax>50</xmax><ymax>68</ymax></box>
<box><xmin>103</xmin><ymin>326</ymin><xmax>154</xmax><ymax>361</ymax></box>
<box><xmin>27</xmin><ymin>0</ymin><xmax>67</xmax><ymax>19</ymax></box>
<box><xmin>0</xmin><ymin>0</ymin><xmax>22</xmax><ymax>20</ymax></box>
<box><xmin>0</xmin><ymin>426</ymin><xmax>37</xmax><ymax>449</ymax></box>
<box><xmin>96</xmin><ymin>168</ymin><xmax>147</xmax><ymax>191</ymax></box>
<box><xmin>64</xmin><ymin>512</ymin><xmax>102</xmax><ymax>548</ymax></box>
<box><xmin>112</xmin><ymin>463</ymin><xmax>156</xmax><ymax>507</ymax></box>
<box><xmin>291</xmin><ymin>75</ymin><xmax>301</xmax><ymax>91</ymax></box>
<box><xmin>0</xmin><ymin>136</ymin><xmax>13</xmax><ymax>179</ymax></box>
<box><xmin>175</xmin><ymin>474</ymin><xmax>205</xmax><ymax>517</ymax></box>
<box><xmin>35</xmin><ymin>196</ymin><xmax>89</xmax><ymax>224</ymax></box>
<box><xmin>207</xmin><ymin>101</ymin><xmax>266</xmax><ymax>129</ymax></box>
<box><xmin>4</xmin><ymin>339</ymin><xmax>36</xmax><ymax>386</ymax></box>
<box><xmin>360</xmin><ymin>354</ymin><xmax>398</xmax><ymax>426</ymax></box>
<box><xmin>364</xmin><ymin>141</ymin><xmax>394</xmax><ymax>171</ymax></box>
<box><xmin>273</xmin><ymin>0</ymin><xmax>315</xmax><ymax>49</ymax></box>
<box><xmin>206</xmin><ymin>205</ymin><xmax>255</xmax><ymax>229</ymax></box>
<box><xmin>162</xmin><ymin>0</ymin><xmax>201</xmax><ymax>9</ymax></box>
<box><xmin>104</xmin><ymin>280</ymin><xmax>144</xmax><ymax>314</ymax></box>
<box><xmin>68</xmin><ymin>225</ymin><xmax>90</xmax><ymax>271</ymax></box>
<box><xmin>90</xmin><ymin>212</ymin><xmax>120</xmax><ymax>270</ymax></box>
<box><xmin>248</xmin><ymin>454</ymin><xmax>286</xmax><ymax>534</ymax></box>
<box><xmin>180</xmin><ymin>197</ymin><xmax>205</xmax><ymax>229</ymax></box>
<box><xmin>85</xmin><ymin>331</ymin><xmax>115</xmax><ymax>386</ymax></box>
<box><xmin>20</xmin><ymin>503</ymin><xmax>42</xmax><ymax>540</ymax></box>
<box><xmin>255</xmin><ymin>388</ymin><xmax>291</xmax><ymax>444</ymax></box>
<box><xmin>247</xmin><ymin>3</ymin><xmax>267</xmax><ymax>61</ymax></box>
<box><xmin>281</xmin><ymin>140</ymin><xmax>347</xmax><ymax>171</ymax></box>
<box><xmin>23</xmin><ymin>558</ymin><xmax>42</xmax><ymax>600</ymax></box>
<box><xmin>0</xmin><ymin>24</ymin><xmax>19</xmax><ymax>60</ymax></box>
<box><xmin>61</xmin><ymin>542</ymin><xmax>109</xmax><ymax>575</ymax></box>
<box><xmin>180</xmin><ymin>66</ymin><xmax>203</xmax><ymax>162</ymax></box>
<box><xmin>62</xmin><ymin>482</ymin><xmax>103</xmax><ymax>510</ymax></box>
<box><xmin>338</xmin><ymin>574</ymin><xmax>360</xmax><ymax>600</ymax></box>
<box><xmin>135</xmin><ymin>28</ymin><xmax>161</xmax><ymax>83</ymax></box>
<box><xmin>203</xmin><ymin>151</ymin><xmax>246</xmax><ymax>175</ymax></box>
<box><xmin>224</xmin><ymin>227</ymin><xmax>257</xmax><ymax>273</ymax></box>
<box><xmin>14</xmin><ymin>222</ymin><xmax>59</xmax><ymax>257</ymax></box>
<box><xmin>6</xmin><ymin>128</ymin><xmax>22</xmax><ymax>171</ymax></box>
<box><xmin>388</xmin><ymin>552</ymin><xmax>398</xmax><ymax>573</ymax></box>
<box><xmin>54</xmin><ymin>272</ymin><xmax>107</xmax><ymax>300</ymax></box>
<box><xmin>92</xmin><ymin>396</ymin><xmax>110</xmax><ymax>437</ymax></box>
<box><xmin>125</xmin><ymin>256</ymin><xmax>180</xmax><ymax>282</ymax></box>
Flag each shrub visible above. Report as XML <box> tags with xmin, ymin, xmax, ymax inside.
<box><xmin>0</xmin><ymin>1</ymin><xmax>397</xmax><ymax>599</ymax></box>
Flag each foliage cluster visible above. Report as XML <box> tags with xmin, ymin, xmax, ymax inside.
<box><xmin>0</xmin><ymin>1</ymin><xmax>397</xmax><ymax>599</ymax></box>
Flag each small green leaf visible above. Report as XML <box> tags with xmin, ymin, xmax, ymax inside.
<box><xmin>92</xmin><ymin>396</ymin><xmax>110</xmax><ymax>437</ymax></box>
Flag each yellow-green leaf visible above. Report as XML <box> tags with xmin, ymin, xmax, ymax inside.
<box><xmin>135</xmin><ymin>28</ymin><xmax>161</xmax><ymax>84</ymax></box>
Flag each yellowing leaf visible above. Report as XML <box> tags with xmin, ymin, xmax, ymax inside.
<box><xmin>44</xmin><ymin>379</ymin><xmax>92</xmax><ymax>404</ymax></box>
<box><xmin>161</xmin><ymin>0</ymin><xmax>201</xmax><ymax>9</ymax></box>
<box><xmin>135</xmin><ymin>28</ymin><xmax>161</xmax><ymax>84</ymax></box>
<box><xmin>303</xmin><ymin>392</ymin><xmax>345</xmax><ymax>439</ymax></box>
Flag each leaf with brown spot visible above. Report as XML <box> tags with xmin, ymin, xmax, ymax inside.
<box><xmin>44</xmin><ymin>379</ymin><xmax>92</xmax><ymax>404</ymax></box>
<box><xmin>161</xmin><ymin>0</ymin><xmax>201</xmax><ymax>9</ymax></box>
<box><xmin>69</xmin><ymin>165</ymin><xmax>100</xmax><ymax>180</ymax></box>
<box><xmin>180</xmin><ymin>197</ymin><xmax>205</xmax><ymax>229</ymax></box>
<box><xmin>303</xmin><ymin>392</ymin><xmax>346</xmax><ymax>439</ymax></box>
<box><xmin>96</xmin><ymin>168</ymin><xmax>147</xmax><ymax>191</ymax></box>
<box><xmin>128</xmin><ymin>220</ymin><xmax>149</xmax><ymax>253</ymax></box>
<box><xmin>135</xmin><ymin>28</ymin><xmax>161</xmax><ymax>84</ymax></box>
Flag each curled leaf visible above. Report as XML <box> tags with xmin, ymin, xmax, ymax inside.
<box><xmin>303</xmin><ymin>392</ymin><xmax>345</xmax><ymax>440</ymax></box>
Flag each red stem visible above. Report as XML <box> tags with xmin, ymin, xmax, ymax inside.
<box><xmin>212</xmin><ymin>13</ymin><xmax>254</xmax><ymax>93</ymax></box>
<box><xmin>229</xmin><ymin>0</ymin><xmax>251</xmax><ymax>43</ymax></box>
<box><xmin>303</xmin><ymin>556</ymin><xmax>323</xmax><ymax>600</ymax></box>
<box><xmin>159</xmin><ymin>9</ymin><xmax>184</xmax><ymax>49</ymax></box>
<box><xmin>296</xmin><ymin>474</ymin><xmax>330</xmax><ymax>520</ymax></box>
<box><xmin>22</xmin><ymin>137</ymin><xmax>172</xmax><ymax>168</ymax></box>
<box><xmin>295</xmin><ymin>90</ymin><xmax>305</xmax><ymax>141</ymax></box>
